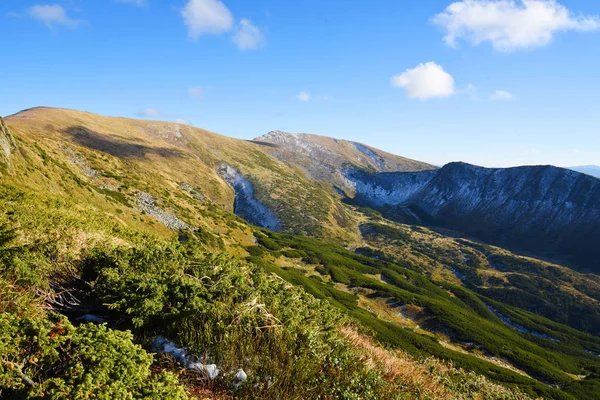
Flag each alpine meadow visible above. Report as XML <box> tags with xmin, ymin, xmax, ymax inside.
<box><xmin>2</xmin><ymin>1</ymin><xmax>600</xmax><ymax>399</ymax></box>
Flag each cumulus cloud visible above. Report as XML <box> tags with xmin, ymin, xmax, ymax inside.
<box><xmin>188</xmin><ymin>87</ymin><xmax>204</xmax><ymax>99</ymax></box>
<box><xmin>27</xmin><ymin>4</ymin><xmax>82</xmax><ymax>28</ymax></box>
<box><xmin>391</xmin><ymin>62</ymin><xmax>455</xmax><ymax>100</ymax></box>
<box><xmin>297</xmin><ymin>92</ymin><xmax>311</xmax><ymax>102</ymax></box>
<box><xmin>181</xmin><ymin>0</ymin><xmax>234</xmax><ymax>40</ymax></box>
<box><xmin>232</xmin><ymin>19</ymin><xmax>264</xmax><ymax>50</ymax></box>
<box><xmin>137</xmin><ymin>108</ymin><xmax>161</xmax><ymax>117</ymax></box>
<box><xmin>490</xmin><ymin>90</ymin><xmax>514</xmax><ymax>100</ymax></box>
<box><xmin>432</xmin><ymin>0</ymin><xmax>600</xmax><ymax>52</ymax></box>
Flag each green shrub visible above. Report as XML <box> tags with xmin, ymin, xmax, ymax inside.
<box><xmin>81</xmin><ymin>241</ymin><xmax>392</xmax><ymax>399</ymax></box>
<box><xmin>0</xmin><ymin>313</ymin><xmax>187</xmax><ymax>399</ymax></box>
<box><xmin>245</xmin><ymin>245</ymin><xmax>265</xmax><ymax>257</ymax></box>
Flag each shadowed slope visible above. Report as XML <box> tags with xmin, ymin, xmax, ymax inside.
<box><xmin>347</xmin><ymin>162</ymin><xmax>600</xmax><ymax>273</ymax></box>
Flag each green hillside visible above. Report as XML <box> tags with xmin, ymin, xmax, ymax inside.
<box><xmin>2</xmin><ymin>108</ymin><xmax>600</xmax><ymax>399</ymax></box>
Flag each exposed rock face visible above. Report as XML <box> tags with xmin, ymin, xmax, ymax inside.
<box><xmin>253</xmin><ymin>130</ymin><xmax>435</xmax><ymax>193</ymax></box>
<box><xmin>218</xmin><ymin>164</ymin><xmax>280</xmax><ymax>231</ymax></box>
<box><xmin>0</xmin><ymin>117</ymin><xmax>16</xmax><ymax>167</ymax></box>
<box><xmin>136</xmin><ymin>192</ymin><xmax>191</xmax><ymax>230</ymax></box>
<box><xmin>180</xmin><ymin>182</ymin><xmax>206</xmax><ymax>201</ymax></box>
<box><xmin>347</xmin><ymin>162</ymin><xmax>600</xmax><ymax>272</ymax></box>
<box><xmin>63</xmin><ymin>146</ymin><xmax>98</xmax><ymax>178</ymax></box>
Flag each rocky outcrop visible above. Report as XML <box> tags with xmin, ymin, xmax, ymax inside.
<box><xmin>218</xmin><ymin>164</ymin><xmax>280</xmax><ymax>231</ymax></box>
<box><xmin>0</xmin><ymin>117</ymin><xmax>16</xmax><ymax>167</ymax></box>
<box><xmin>347</xmin><ymin>162</ymin><xmax>600</xmax><ymax>273</ymax></box>
<box><xmin>136</xmin><ymin>192</ymin><xmax>191</xmax><ymax>230</ymax></box>
<box><xmin>180</xmin><ymin>182</ymin><xmax>206</xmax><ymax>201</ymax></box>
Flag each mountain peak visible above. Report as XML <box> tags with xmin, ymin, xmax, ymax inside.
<box><xmin>253</xmin><ymin>130</ymin><xmax>436</xmax><ymax>192</ymax></box>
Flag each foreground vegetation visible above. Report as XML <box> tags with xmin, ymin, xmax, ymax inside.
<box><xmin>0</xmin><ymin>220</ymin><xmax>532</xmax><ymax>399</ymax></box>
<box><xmin>249</xmin><ymin>230</ymin><xmax>600</xmax><ymax>399</ymax></box>
<box><xmin>2</xmin><ymin>108</ymin><xmax>600</xmax><ymax>399</ymax></box>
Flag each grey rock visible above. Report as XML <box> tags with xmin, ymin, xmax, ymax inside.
<box><xmin>136</xmin><ymin>192</ymin><xmax>191</xmax><ymax>230</ymax></box>
<box><xmin>0</xmin><ymin>117</ymin><xmax>17</xmax><ymax>167</ymax></box>
<box><xmin>151</xmin><ymin>336</ymin><xmax>221</xmax><ymax>379</ymax></box>
<box><xmin>63</xmin><ymin>147</ymin><xmax>98</xmax><ymax>177</ymax></box>
<box><xmin>180</xmin><ymin>182</ymin><xmax>206</xmax><ymax>201</ymax></box>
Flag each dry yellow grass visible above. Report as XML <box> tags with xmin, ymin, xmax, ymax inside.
<box><xmin>5</xmin><ymin>107</ymin><xmax>360</xmax><ymax>242</ymax></box>
<box><xmin>340</xmin><ymin>326</ymin><xmax>535</xmax><ymax>400</ymax></box>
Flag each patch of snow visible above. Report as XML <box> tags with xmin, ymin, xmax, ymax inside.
<box><xmin>233</xmin><ymin>369</ymin><xmax>247</xmax><ymax>389</ymax></box>
<box><xmin>218</xmin><ymin>164</ymin><xmax>280</xmax><ymax>231</ymax></box>
<box><xmin>151</xmin><ymin>336</ymin><xmax>221</xmax><ymax>380</ymax></box>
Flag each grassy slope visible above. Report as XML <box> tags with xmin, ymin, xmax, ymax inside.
<box><xmin>5</xmin><ymin>107</ymin><xmax>358</xmax><ymax>240</ymax></box>
<box><xmin>2</xmin><ymin>107</ymin><xmax>600</xmax><ymax>399</ymax></box>
<box><xmin>355</xmin><ymin>216</ymin><xmax>600</xmax><ymax>336</ymax></box>
<box><xmin>252</xmin><ymin>131</ymin><xmax>436</xmax><ymax>196</ymax></box>
<box><xmin>247</xmin><ymin>229</ymin><xmax>600</xmax><ymax>399</ymax></box>
<box><xmin>0</xmin><ymin>115</ymin><xmax>530</xmax><ymax>400</ymax></box>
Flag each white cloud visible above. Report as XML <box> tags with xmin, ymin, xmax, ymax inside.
<box><xmin>297</xmin><ymin>92</ymin><xmax>311</xmax><ymax>102</ymax></box>
<box><xmin>232</xmin><ymin>19</ymin><xmax>264</xmax><ymax>50</ymax></box>
<box><xmin>188</xmin><ymin>87</ymin><xmax>204</xmax><ymax>99</ymax></box>
<box><xmin>181</xmin><ymin>0</ymin><xmax>234</xmax><ymax>40</ymax></box>
<box><xmin>490</xmin><ymin>90</ymin><xmax>514</xmax><ymax>100</ymax></box>
<box><xmin>27</xmin><ymin>4</ymin><xmax>82</xmax><ymax>28</ymax></box>
<box><xmin>391</xmin><ymin>62</ymin><xmax>455</xmax><ymax>100</ymax></box>
<box><xmin>432</xmin><ymin>0</ymin><xmax>600</xmax><ymax>52</ymax></box>
<box><xmin>174</xmin><ymin>118</ymin><xmax>193</xmax><ymax>125</ymax></box>
<box><xmin>138</xmin><ymin>108</ymin><xmax>161</xmax><ymax>117</ymax></box>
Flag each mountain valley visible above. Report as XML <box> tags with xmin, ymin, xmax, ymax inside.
<box><xmin>2</xmin><ymin>107</ymin><xmax>600</xmax><ymax>399</ymax></box>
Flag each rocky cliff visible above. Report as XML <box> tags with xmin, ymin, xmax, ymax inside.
<box><xmin>347</xmin><ymin>162</ymin><xmax>600</xmax><ymax>272</ymax></box>
<box><xmin>0</xmin><ymin>117</ymin><xmax>16</xmax><ymax>167</ymax></box>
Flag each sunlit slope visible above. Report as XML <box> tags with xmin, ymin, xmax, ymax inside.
<box><xmin>254</xmin><ymin>130</ymin><xmax>436</xmax><ymax>194</ymax></box>
<box><xmin>4</xmin><ymin>107</ymin><xmax>357</xmax><ymax>239</ymax></box>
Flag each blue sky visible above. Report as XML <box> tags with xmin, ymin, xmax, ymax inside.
<box><xmin>1</xmin><ymin>0</ymin><xmax>599</xmax><ymax>167</ymax></box>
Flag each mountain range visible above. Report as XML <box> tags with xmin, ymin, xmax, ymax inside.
<box><xmin>3</xmin><ymin>107</ymin><xmax>600</xmax><ymax>400</ymax></box>
<box><xmin>346</xmin><ymin>162</ymin><xmax>600</xmax><ymax>273</ymax></box>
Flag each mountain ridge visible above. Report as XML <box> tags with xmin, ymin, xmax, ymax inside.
<box><xmin>253</xmin><ymin>130</ymin><xmax>436</xmax><ymax>194</ymax></box>
<box><xmin>3</xmin><ymin>106</ymin><xmax>600</xmax><ymax>399</ymax></box>
<box><xmin>346</xmin><ymin>161</ymin><xmax>600</xmax><ymax>273</ymax></box>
